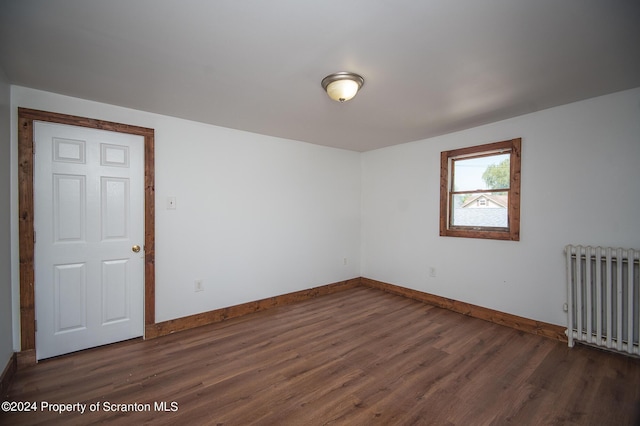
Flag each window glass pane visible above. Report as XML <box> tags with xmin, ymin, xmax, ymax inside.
<box><xmin>452</xmin><ymin>192</ymin><xmax>509</xmax><ymax>228</ymax></box>
<box><xmin>453</xmin><ymin>153</ymin><xmax>510</xmax><ymax>192</ymax></box>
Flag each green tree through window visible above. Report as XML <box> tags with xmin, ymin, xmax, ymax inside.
<box><xmin>482</xmin><ymin>158</ymin><xmax>510</xmax><ymax>190</ymax></box>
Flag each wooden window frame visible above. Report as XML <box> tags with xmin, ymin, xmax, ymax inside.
<box><xmin>439</xmin><ymin>138</ymin><xmax>521</xmax><ymax>241</ymax></box>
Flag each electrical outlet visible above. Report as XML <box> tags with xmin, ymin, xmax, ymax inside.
<box><xmin>194</xmin><ymin>280</ymin><xmax>204</xmax><ymax>292</ymax></box>
<box><xmin>167</xmin><ymin>196</ymin><xmax>177</xmax><ymax>210</ymax></box>
<box><xmin>429</xmin><ymin>267</ymin><xmax>436</xmax><ymax>277</ymax></box>
<box><xmin>343</xmin><ymin>257</ymin><xmax>348</xmax><ymax>266</ymax></box>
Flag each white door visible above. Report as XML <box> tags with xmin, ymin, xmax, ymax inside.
<box><xmin>34</xmin><ymin>121</ymin><xmax>144</xmax><ymax>360</ymax></box>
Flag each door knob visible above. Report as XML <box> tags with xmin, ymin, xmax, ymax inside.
<box><xmin>132</xmin><ymin>245</ymin><xmax>141</xmax><ymax>253</ymax></box>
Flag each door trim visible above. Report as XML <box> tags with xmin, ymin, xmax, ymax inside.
<box><xmin>18</xmin><ymin>108</ymin><xmax>155</xmax><ymax>362</ymax></box>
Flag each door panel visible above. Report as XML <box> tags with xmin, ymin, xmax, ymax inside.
<box><xmin>53</xmin><ymin>174</ymin><xmax>86</xmax><ymax>242</ymax></box>
<box><xmin>54</xmin><ymin>263</ymin><xmax>86</xmax><ymax>333</ymax></box>
<box><xmin>35</xmin><ymin>121</ymin><xmax>144</xmax><ymax>360</ymax></box>
<box><xmin>101</xmin><ymin>177</ymin><xmax>129</xmax><ymax>240</ymax></box>
<box><xmin>102</xmin><ymin>259</ymin><xmax>129</xmax><ymax>324</ymax></box>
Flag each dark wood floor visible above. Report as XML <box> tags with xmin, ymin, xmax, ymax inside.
<box><xmin>2</xmin><ymin>286</ymin><xmax>640</xmax><ymax>425</ymax></box>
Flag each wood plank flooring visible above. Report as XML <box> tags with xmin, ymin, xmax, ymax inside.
<box><xmin>2</xmin><ymin>286</ymin><xmax>640</xmax><ymax>425</ymax></box>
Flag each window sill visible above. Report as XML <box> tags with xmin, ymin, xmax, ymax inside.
<box><xmin>440</xmin><ymin>228</ymin><xmax>519</xmax><ymax>241</ymax></box>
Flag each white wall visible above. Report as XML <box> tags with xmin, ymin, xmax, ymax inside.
<box><xmin>0</xmin><ymin>69</ymin><xmax>13</xmax><ymax>366</ymax></box>
<box><xmin>10</xmin><ymin>87</ymin><xmax>361</xmax><ymax>339</ymax></box>
<box><xmin>361</xmin><ymin>87</ymin><xmax>640</xmax><ymax>326</ymax></box>
<box><xmin>9</xmin><ymin>85</ymin><xmax>640</xmax><ymax>349</ymax></box>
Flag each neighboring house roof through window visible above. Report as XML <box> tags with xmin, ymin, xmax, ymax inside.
<box><xmin>460</xmin><ymin>194</ymin><xmax>508</xmax><ymax>209</ymax></box>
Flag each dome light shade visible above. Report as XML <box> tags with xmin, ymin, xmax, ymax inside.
<box><xmin>321</xmin><ymin>72</ymin><xmax>364</xmax><ymax>102</ymax></box>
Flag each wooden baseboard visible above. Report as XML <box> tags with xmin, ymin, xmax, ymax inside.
<box><xmin>0</xmin><ymin>352</ymin><xmax>17</xmax><ymax>396</ymax></box>
<box><xmin>145</xmin><ymin>277</ymin><xmax>361</xmax><ymax>339</ymax></box>
<box><xmin>146</xmin><ymin>276</ymin><xmax>566</xmax><ymax>343</ymax></box>
<box><xmin>361</xmin><ymin>277</ymin><xmax>567</xmax><ymax>342</ymax></box>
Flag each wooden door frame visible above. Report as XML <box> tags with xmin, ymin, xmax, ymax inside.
<box><xmin>17</xmin><ymin>108</ymin><xmax>155</xmax><ymax>365</ymax></box>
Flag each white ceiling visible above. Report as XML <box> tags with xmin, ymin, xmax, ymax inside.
<box><xmin>1</xmin><ymin>1</ymin><xmax>639</xmax><ymax>152</ymax></box>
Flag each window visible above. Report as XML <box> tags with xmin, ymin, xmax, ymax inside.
<box><xmin>440</xmin><ymin>138</ymin><xmax>521</xmax><ymax>241</ymax></box>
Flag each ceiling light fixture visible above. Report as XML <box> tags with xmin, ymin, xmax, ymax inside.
<box><xmin>321</xmin><ymin>72</ymin><xmax>364</xmax><ymax>102</ymax></box>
